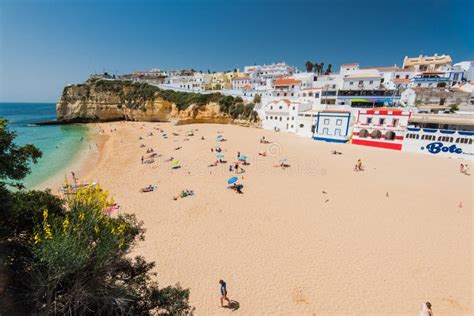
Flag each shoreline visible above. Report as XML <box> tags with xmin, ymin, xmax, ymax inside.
<box><xmin>35</xmin><ymin>124</ymin><xmax>109</xmax><ymax>192</ymax></box>
<box><xmin>55</xmin><ymin>121</ymin><xmax>472</xmax><ymax>315</ymax></box>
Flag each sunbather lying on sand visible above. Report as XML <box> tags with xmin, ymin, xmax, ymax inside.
<box><xmin>165</xmin><ymin>157</ymin><xmax>174</xmax><ymax>162</ymax></box>
<box><xmin>258</xmin><ymin>152</ymin><xmax>267</xmax><ymax>156</ymax></box>
<box><xmin>173</xmin><ymin>189</ymin><xmax>194</xmax><ymax>200</ymax></box>
<box><xmin>331</xmin><ymin>150</ymin><xmax>342</xmax><ymax>155</ymax></box>
<box><xmin>174</xmin><ymin>146</ymin><xmax>182</xmax><ymax>150</ymax></box>
<box><xmin>274</xmin><ymin>163</ymin><xmax>290</xmax><ymax>169</ymax></box>
<box><xmin>141</xmin><ymin>185</ymin><xmax>157</xmax><ymax>193</ymax></box>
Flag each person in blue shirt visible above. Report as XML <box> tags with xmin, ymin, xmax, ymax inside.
<box><xmin>219</xmin><ymin>279</ymin><xmax>231</xmax><ymax>307</ymax></box>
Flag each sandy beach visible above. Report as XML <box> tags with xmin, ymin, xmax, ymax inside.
<box><xmin>42</xmin><ymin>121</ymin><xmax>472</xmax><ymax>315</ymax></box>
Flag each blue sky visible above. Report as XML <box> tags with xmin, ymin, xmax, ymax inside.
<box><xmin>0</xmin><ymin>0</ymin><xmax>473</xmax><ymax>102</ymax></box>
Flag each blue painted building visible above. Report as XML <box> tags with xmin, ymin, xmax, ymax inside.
<box><xmin>313</xmin><ymin>110</ymin><xmax>351</xmax><ymax>143</ymax></box>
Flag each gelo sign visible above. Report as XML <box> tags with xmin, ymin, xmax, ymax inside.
<box><xmin>422</xmin><ymin>142</ymin><xmax>462</xmax><ymax>155</ymax></box>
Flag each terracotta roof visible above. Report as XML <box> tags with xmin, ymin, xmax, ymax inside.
<box><xmin>273</xmin><ymin>78</ymin><xmax>301</xmax><ymax>85</ymax></box>
<box><xmin>302</xmin><ymin>87</ymin><xmax>323</xmax><ymax>90</ymax></box>
<box><xmin>241</xmin><ymin>84</ymin><xmax>253</xmax><ymax>90</ymax></box>
<box><xmin>392</xmin><ymin>78</ymin><xmax>410</xmax><ymax>83</ymax></box>
<box><xmin>342</xmin><ymin>63</ymin><xmax>359</xmax><ymax>67</ymax></box>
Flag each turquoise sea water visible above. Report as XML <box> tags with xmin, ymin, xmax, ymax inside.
<box><xmin>0</xmin><ymin>102</ymin><xmax>90</xmax><ymax>189</ymax></box>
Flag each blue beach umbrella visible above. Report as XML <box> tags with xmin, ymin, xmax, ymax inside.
<box><xmin>238</xmin><ymin>155</ymin><xmax>247</xmax><ymax>161</ymax></box>
<box><xmin>227</xmin><ymin>176</ymin><xmax>238</xmax><ymax>185</ymax></box>
<box><xmin>216</xmin><ymin>154</ymin><xmax>225</xmax><ymax>159</ymax></box>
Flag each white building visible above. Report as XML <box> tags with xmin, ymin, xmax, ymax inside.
<box><xmin>261</xmin><ymin>99</ymin><xmax>311</xmax><ymax>132</ymax></box>
<box><xmin>231</xmin><ymin>77</ymin><xmax>251</xmax><ymax>90</ymax></box>
<box><xmin>313</xmin><ymin>110</ymin><xmax>352</xmax><ymax>143</ymax></box>
<box><xmin>343</xmin><ymin>69</ymin><xmax>382</xmax><ymax>90</ymax></box>
<box><xmin>454</xmin><ymin>61</ymin><xmax>474</xmax><ymax>82</ymax></box>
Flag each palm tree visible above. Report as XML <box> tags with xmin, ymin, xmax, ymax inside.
<box><xmin>305</xmin><ymin>61</ymin><xmax>314</xmax><ymax>73</ymax></box>
<box><xmin>320</xmin><ymin>63</ymin><xmax>325</xmax><ymax>75</ymax></box>
<box><xmin>314</xmin><ymin>63</ymin><xmax>320</xmax><ymax>74</ymax></box>
<box><xmin>325</xmin><ymin>64</ymin><xmax>332</xmax><ymax>75</ymax></box>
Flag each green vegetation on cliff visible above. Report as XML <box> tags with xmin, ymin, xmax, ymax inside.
<box><xmin>61</xmin><ymin>79</ymin><xmax>259</xmax><ymax>121</ymax></box>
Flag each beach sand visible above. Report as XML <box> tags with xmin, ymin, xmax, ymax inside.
<box><xmin>42</xmin><ymin>121</ymin><xmax>473</xmax><ymax>315</ymax></box>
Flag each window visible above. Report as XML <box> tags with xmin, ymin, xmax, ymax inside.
<box><xmin>359</xmin><ymin>129</ymin><xmax>369</xmax><ymax>138</ymax></box>
<box><xmin>279</xmin><ymin>106</ymin><xmax>282</xmax><ymax>109</ymax></box>
<box><xmin>392</xmin><ymin>119</ymin><xmax>399</xmax><ymax>126</ymax></box>
<box><xmin>308</xmin><ymin>92</ymin><xmax>313</xmax><ymax>97</ymax></box>
<box><xmin>265</xmin><ymin>116</ymin><xmax>268</xmax><ymax>119</ymax></box>
<box><xmin>369</xmin><ymin>80</ymin><xmax>373</xmax><ymax>84</ymax></box>
<box><xmin>284</xmin><ymin>93</ymin><xmax>287</xmax><ymax>96</ymax></box>
<box><xmin>315</xmin><ymin>93</ymin><xmax>319</xmax><ymax>98</ymax></box>
<box><xmin>359</xmin><ymin>81</ymin><xmax>363</xmax><ymax>85</ymax></box>
<box><xmin>367</xmin><ymin>118</ymin><xmax>372</xmax><ymax>124</ymax></box>
<box><xmin>371</xmin><ymin>130</ymin><xmax>382</xmax><ymax>139</ymax></box>
<box><xmin>279</xmin><ymin>117</ymin><xmax>282</xmax><ymax>121</ymax></box>
<box><xmin>299</xmin><ymin>124</ymin><xmax>304</xmax><ymax>128</ymax></box>
<box><xmin>336</xmin><ymin>119</ymin><xmax>342</xmax><ymax>126</ymax></box>
<box><xmin>292</xmin><ymin>117</ymin><xmax>295</xmax><ymax>120</ymax></box>
<box><xmin>291</xmin><ymin>125</ymin><xmax>294</xmax><ymax>128</ymax></box>
<box><xmin>324</xmin><ymin>119</ymin><xmax>330</xmax><ymax>125</ymax></box>
<box><xmin>405</xmin><ymin>75</ymin><xmax>409</xmax><ymax>79</ymax></box>
<box><xmin>291</xmin><ymin>93</ymin><xmax>294</xmax><ymax>96</ymax></box>
<box><xmin>322</xmin><ymin>127</ymin><xmax>329</xmax><ymax>135</ymax></box>
<box><xmin>270</xmin><ymin>116</ymin><xmax>273</xmax><ymax>119</ymax></box>
<box><xmin>335</xmin><ymin>128</ymin><xmax>341</xmax><ymax>136</ymax></box>
<box><xmin>270</xmin><ymin>106</ymin><xmax>273</xmax><ymax>110</ymax></box>
<box><xmin>292</xmin><ymin>106</ymin><xmax>295</xmax><ymax>110</ymax></box>
<box><xmin>395</xmin><ymin>75</ymin><xmax>400</xmax><ymax>79</ymax></box>
<box><xmin>379</xmin><ymin>118</ymin><xmax>385</xmax><ymax>125</ymax></box>
<box><xmin>384</xmin><ymin>131</ymin><xmax>396</xmax><ymax>141</ymax></box>
<box><xmin>349</xmin><ymin>81</ymin><xmax>354</xmax><ymax>85</ymax></box>
<box><xmin>287</xmin><ymin>117</ymin><xmax>289</xmax><ymax>120</ymax></box>
<box><xmin>438</xmin><ymin>136</ymin><xmax>453</xmax><ymax>142</ymax></box>
<box><xmin>381</xmin><ymin>78</ymin><xmax>384</xmax><ymax>83</ymax></box>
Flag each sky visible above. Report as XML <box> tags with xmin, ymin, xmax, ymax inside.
<box><xmin>0</xmin><ymin>0</ymin><xmax>473</xmax><ymax>102</ymax></box>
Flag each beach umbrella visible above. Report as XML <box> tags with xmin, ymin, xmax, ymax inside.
<box><xmin>227</xmin><ymin>176</ymin><xmax>238</xmax><ymax>185</ymax></box>
<box><xmin>216</xmin><ymin>154</ymin><xmax>225</xmax><ymax>159</ymax></box>
<box><xmin>170</xmin><ymin>160</ymin><xmax>179</xmax><ymax>166</ymax></box>
<box><xmin>279</xmin><ymin>158</ymin><xmax>288</xmax><ymax>163</ymax></box>
<box><xmin>238</xmin><ymin>155</ymin><xmax>247</xmax><ymax>161</ymax></box>
<box><xmin>216</xmin><ymin>134</ymin><xmax>223</xmax><ymax>139</ymax></box>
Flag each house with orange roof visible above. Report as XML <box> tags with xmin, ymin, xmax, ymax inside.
<box><xmin>271</xmin><ymin>78</ymin><xmax>302</xmax><ymax>98</ymax></box>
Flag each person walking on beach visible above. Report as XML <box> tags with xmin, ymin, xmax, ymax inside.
<box><xmin>141</xmin><ymin>156</ymin><xmax>144</xmax><ymax>164</ymax></box>
<box><xmin>219</xmin><ymin>280</ymin><xmax>230</xmax><ymax>307</ymax></box>
<box><xmin>460</xmin><ymin>163</ymin><xmax>465</xmax><ymax>174</ymax></box>
<box><xmin>419</xmin><ymin>301</ymin><xmax>433</xmax><ymax>316</ymax></box>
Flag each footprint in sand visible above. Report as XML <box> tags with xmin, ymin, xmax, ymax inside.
<box><xmin>291</xmin><ymin>287</ymin><xmax>309</xmax><ymax>305</ymax></box>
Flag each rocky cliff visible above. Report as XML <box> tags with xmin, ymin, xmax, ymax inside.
<box><xmin>56</xmin><ymin>79</ymin><xmax>259</xmax><ymax>125</ymax></box>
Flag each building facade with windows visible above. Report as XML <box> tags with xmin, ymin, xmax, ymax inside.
<box><xmin>313</xmin><ymin>110</ymin><xmax>352</xmax><ymax>143</ymax></box>
<box><xmin>403</xmin><ymin>114</ymin><xmax>474</xmax><ymax>159</ymax></box>
<box><xmin>402</xmin><ymin>54</ymin><xmax>452</xmax><ymax>72</ymax></box>
<box><xmin>352</xmin><ymin>108</ymin><xmax>411</xmax><ymax>150</ymax></box>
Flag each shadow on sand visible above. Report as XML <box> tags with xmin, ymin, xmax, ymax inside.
<box><xmin>224</xmin><ymin>300</ymin><xmax>240</xmax><ymax>311</ymax></box>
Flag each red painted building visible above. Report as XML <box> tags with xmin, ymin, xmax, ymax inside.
<box><xmin>352</xmin><ymin>108</ymin><xmax>412</xmax><ymax>150</ymax></box>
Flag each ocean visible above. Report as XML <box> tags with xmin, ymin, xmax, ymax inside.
<box><xmin>0</xmin><ymin>102</ymin><xmax>91</xmax><ymax>189</ymax></box>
